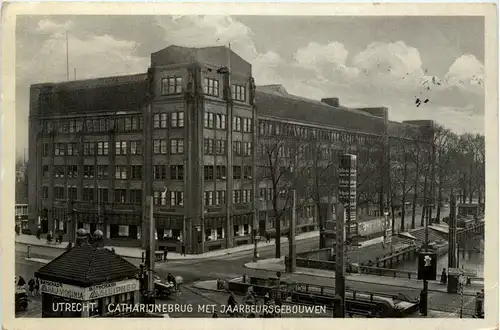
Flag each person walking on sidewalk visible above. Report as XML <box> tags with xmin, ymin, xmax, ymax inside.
<box><xmin>36</xmin><ymin>226</ymin><xmax>41</xmax><ymax>240</ymax></box>
<box><xmin>181</xmin><ymin>244</ymin><xmax>186</xmax><ymax>256</ymax></box>
<box><xmin>440</xmin><ymin>268</ymin><xmax>447</xmax><ymax>285</ymax></box>
<box><xmin>28</xmin><ymin>277</ymin><xmax>35</xmax><ymax>296</ymax></box>
<box><xmin>163</xmin><ymin>247</ymin><xmax>168</xmax><ymax>262</ymax></box>
<box><xmin>34</xmin><ymin>278</ymin><xmax>40</xmax><ymax>295</ymax></box>
<box><xmin>265</xmin><ymin>232</ymin><xmax>271</xmax><ymax>243</ymax></box>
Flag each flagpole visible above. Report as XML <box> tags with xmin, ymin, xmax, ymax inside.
<box><xmin>66</xmin><ymin>32</ymin><xmax>70</xmax><ymax>81</ymax></box>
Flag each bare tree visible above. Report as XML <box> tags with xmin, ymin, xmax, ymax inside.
<box><xmin>389</xmin><ymin>128</ymin><xmax>417</xmax><ymax>232</ymax></box>
<box><xmin>257</xmin><ymin>127</ymin><xmax>310</xmax><ymax>258</ymax></box>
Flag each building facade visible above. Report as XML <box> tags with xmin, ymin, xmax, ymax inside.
<box><xmin>28</xmin><ymin>45</ymin><xmax>433</xmax><ymax>253</ymax></box>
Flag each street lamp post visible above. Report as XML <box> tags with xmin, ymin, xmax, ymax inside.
<box><xmin>253</xmin><ymin>198</ymin><xmax>264</xmax><ymax>262</ymax></box>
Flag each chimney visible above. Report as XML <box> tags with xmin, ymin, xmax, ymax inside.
<box><xmin>321</xmin><ymin>98</ymin><xmax>340</xmax><ymax>108</ymax></box>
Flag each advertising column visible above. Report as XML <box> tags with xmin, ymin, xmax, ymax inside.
<box><xmin>338</xmin><ymin>154</ymin><xmax>357</xmax><ymax>242</ymax></box>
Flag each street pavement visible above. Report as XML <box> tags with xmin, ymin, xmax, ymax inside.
<box><xmin>15</xmin><ymin>232</ymin><xmax>477</xmax><ymax>318</ymax></box>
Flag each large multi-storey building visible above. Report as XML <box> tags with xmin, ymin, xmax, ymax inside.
<box><xmin>28</xmin><ymin>45</ymin><xmax>434</xmax><ymax>254</ymax></box>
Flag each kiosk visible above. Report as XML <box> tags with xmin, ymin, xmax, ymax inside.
<box><xmin>35</xmin><ymin>230</ymin><xmax>140</xmax><ymax>317</ymax></box>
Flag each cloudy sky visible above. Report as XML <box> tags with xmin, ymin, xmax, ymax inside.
<box><xmin>16</xmin><ymin>15</ymin><xmax>484</xmax><ymax>158</ymax></box>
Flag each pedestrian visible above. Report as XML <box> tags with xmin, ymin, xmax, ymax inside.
<box><xmin>17</xmin><ymin>276</ymin><xmax>26</xmax><ymax>289</ymax></box>
<box><xmin>36</xmin><ymin>226</ymin><xmax>41</xmax><ymax>240</ymax></box>
<box><xmin>34</xmin><ymin>278</ymin><xmax>40</xmax><ymax>295</ymax></box>
<box><xmin>46</xmin><ymin>231</ymin><xmax>53</xmax><ymax>244</ymax></box>
<box><xmin>440</xmin><ymin>268</ymin><xmax>447</xmax><ymax>284</ymax></box>
<box><xmin>163</xmin><ymin>247</ymin><xmax>168</xmax><ymax>262</ymax></box>
<box><xmin>266</xmin><ymin>232</ymin><xmax>271</xmax><ymax>243</ymax></box>
<box><xmin>28</xmin><ymin>277</ymin><xmax>35</xmax><ymax>296</ymax></box>
<box><xmin>15</xmin><ymin>224</ymin><xmax>20</xmax><ymax>236</ymax></box>
<box><xmin>181</xmin><ymin>244</ymin><xmax>186</xmax><ymax>256</ymax></box>
<box><xmin>58</xmin><ymin>231</ymin><xmax>63</xmax><ymax>245</ymax></box>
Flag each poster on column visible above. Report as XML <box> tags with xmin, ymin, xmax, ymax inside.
<box><xmin>338</xmin><ymin>154</ymin><xmax>357</xmax><ymax>235</ymax></box>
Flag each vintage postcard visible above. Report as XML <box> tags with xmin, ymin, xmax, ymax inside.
<box><xmin>1</xmin><ymin>2</ymin><xmax>498</xmax><ymax>330</ymax></box>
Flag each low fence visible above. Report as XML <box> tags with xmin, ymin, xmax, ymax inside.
<box><xmin>296</xmin><ymin>248</ymin><xmax>334</xmax><ymax>261</ymax></box>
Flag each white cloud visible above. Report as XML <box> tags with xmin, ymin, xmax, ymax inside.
<box><xmin>36</xmin><ymin>19</ymin><xmax>73</xmax><ymax>34</ymax></box>
<box><xmin>444</xmin><ymin>54</ymin><xmax>484</xmax><ymax>89</ymax></box>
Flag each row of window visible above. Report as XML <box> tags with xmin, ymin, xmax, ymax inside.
<box><xmin>153</xmin><ymin>111</ymin><xmax>184</xmax><ymax>128</ymax></box>
<box><xmin>47</xmin><ymin>164</ymin><xmax>253</xmax><ymax>181</ymax></box>
<box><xmin>259</xmin><ymin>120</ymin><xmax>376</xmax><ymax>145</ymax></box>
<box><xmin>152</xmin><ymin>190</ymin><xmax>184</xmax><ymax>206</ymax></box>
<box><xmin>49</xmin><ymin>186</ymin><xmax>142</xmax><ymax>204</ymax></box>
<box><xmin>153</xmin><ymin>139</ymin><xmax>184</xmax><ymax>154</ymax></box>
<box><xmin>203</xmin><ymin>139</ymin><xmax>227</xmax><ymax>155</ymax></box>
<box><xmin>203</xmin><ymin>165</ymin><xmax>252</xmax><ymax>180</ymax></box>
<box><xmin>161</xmin><ymin>76</ymin><xmax>246</xmax><ymax>102</ymax></box>
<box><xmin>46</xmin><ymin>164</ymin><xmax>142</xmax><ymax>180</ymax></box>
<box><xmin>42</xmin><ymin>115</ymin><xmax>143</xmax><ymax>134</ymax></box>
<box><xmin>44</xmin><ymin>141</ymin><xmax>143</xmax><ymax>157</ymax></box>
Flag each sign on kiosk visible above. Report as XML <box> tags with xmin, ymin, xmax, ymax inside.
<box><xmin>39</xmin><ymin>279</ymin><xmax>86</xmax><ymax>300</ymax></box>
<box><xmin>87</xmin><ymin>279</ymin><xmax>139</xmax><ymax>300</ymax></box>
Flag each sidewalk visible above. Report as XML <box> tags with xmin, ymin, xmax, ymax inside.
<box><xmin>16</xmin><ymin>231</ymin><xmax>319</xmax><ymax>260</ymax></box>
<box><xmin>244</xmin><ymin>258</ymin><xmax>482</xmax><ymax>295</ymax></box>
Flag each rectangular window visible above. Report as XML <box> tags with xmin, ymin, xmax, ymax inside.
<box><xmin>129</xmin><ymin>189</ymin><xmax>142</xmax><ymax>204</ymax></box>
<box><xmin>204</xmin><ymin>191</ymin><xmax>214</xmax><ymax>206</ymax></box>
<box><xmin>53</xmin><ymin>165</ymin><xmax>65</xmax><ymax>178</ymax></box>
<box><xmin>232</xmin><ymin>117</ymin><xmax>242</xmax><ymax>132</ymax></box>
<box><xmin>233</xmin><ymin>166</ymin><xmax>242</xmax><ymax>180</ymax></box>
<box><xmin>97</xmin><ymin>165</ymin><xmax>108</xmax><ymax>179</ymax></box>
<box><xmin>97</xmin><ymin>141</ymin><xmax>109</xmax><ymax>156</ymax></box>
<box><xmin>153</xmin><ymin>113</ymin><xmax>168</xmax><ymax>128</ymax></box>
<box><xmin>203</xmin><ymin>139</ymin><xmax>214</xmax><ymax>155</ymax></box>
<box><xmin>232</xmin><ymin>141</ymin><xmax>242</xmax><ymax>156</ymax></box>
<box><xmin>215</xmin><ymin>139</ymin><xmax>226</xmax><ymax>155</ymax></box>
<box><xmin>204</xmin><ymin>165</ymin><xmax>214</xmax><ymax>181</ymax></box>
<box><xmin>204</xmin><ymin>112</ymin><xmax>215</xmax><ymax>129</ymax></box>
<box><xmin>114</xmin><ymin>189</ymin><xmax>127</xmax><ymax>203</ymax></box>
<box><xmin>203</xmin><ymin>78</ymin><xmax>219</xmax><ymax>97</ymax></box>
<box><xmin>153</xmin><ymin>140</ymin><xmax>168</xmax><ymax>154</ymax></box>
<box><xmin>42</xmin><ymin>143</ymin><xmax>49</xmax><ymax>157</ymax></box>
<box><xmin>98</xmin><ymin>188</ymin><xmax>108</xmax><ymax>203</ymax></box>
<box><xmin>243</xmin><ymin>118</ymin><xmax>253</xmax><ymax>133</ymax></box>
<box><xmin>130</xmin><ymin>165</ymin><xmax>142</xmax><ymax>180</ymax></box>
<box><xmin>53</xmin><ymin>143</ymin><xmax>65</xmax><ymax>156</ymax></box>
<box><xmin>232</xmin><ymin>84</ymin><xmax>246</xmax><ymax>102</ymax></box>
<box><xmin>42</xmin><ymin>165</ymin><xmax>49</xmax><ymax>178</ymax></box>
<box><xmin>215</xmin><ymin>113</ymin><xmax>227</xmax><ymax>130</ymax></box>
<box><xmin>233</xmin><ymin>190</ymin><xmax>241</xmax><ymax>204</ymax></box>
<box><xmin>67</xmin><ymin>165</ymin><xmax>78</xmax><ymax>178</ymax></box>
<box><xmin>115</xmin><ymin>141</ymin><xmax>127</xmax><ymax>155</ymax></box>
<box><xmin>130</xmin><ymin>141</ymin><xmax>142</xmax><ymax>155</ymax></box>
<box><xmin>83</xmin><ymin>165</ymin><xmax>95</xmax><ymax>179</ymax></box>
<box><xmin>170</xmin><ymin>139</ymin><xmax>184</xmax><ymax>154</ymax></box>
<box><xmin>170</xmin><ymin>165</ymin><xmax>184</xmax><ymax>180</ymax></box>
<box><xmin>153</xmin><ymin>165</ymin><xmax>167</xmax><ymax>180</ymax></box>
<box><xmin>83</xmin><ymin>187</ymin><xmax>94</xmax><ymax>202</ymax></box>
<box><xmin>54</xmin><ymin>186</ymin><xmax>65</xmax><ymax>200</ymax></box>
<box><xmin>67</xmin><ymin>143</ymin><xmax>78</xmax><ymax>156</ymax></box>
<box><xmin>153</xmin><ymin>191</ymin><xmax>167</xmax><ymax>206</ymax></box>
<box><xmin>170</xmin><ymin>191</ymin><xmax>184</xmax><ymax>206</ymax></box>
<box><xmin>243</xmin><ymin>142</ymin><xmax>252</xmax><ymax>156</ymax></box>
<box><xmin>69</xmin><ymin>187</ymin><xmax>78</xmax><ymax>200</ymax></box>
<box><xmin>171</xmin><ymin>112</ymin><xmax>184</xmax><ymax>128</ymax></box>
<box><xmin>83</xmin><ymin>142</ymin><xmax>95</xmax><ymax>156</ymax></box>
<box><xmin>115</xmin><ymin>165</ymin><xmax>128</xmax><ymax>180</ymax></box>
<box><xmin>161</xmin><ymin>77</ymin><xmax>182</xmax><ymax>95</ymax></box>
<box><xmin>216</xmin><ymin>165</ymin><xmax>227</xmax><ymax>180</ymax></box>
<box><xmin>215</xmin><ymin>190</ymin><xmax>226</xmax><ymax>205</ymax></box>
<box><xmin>243</xmin><ymin>166</ymin><xmax>252</xmax><ymax>179</ymax></box>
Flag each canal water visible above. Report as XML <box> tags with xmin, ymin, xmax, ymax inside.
<box><xmin>395</xmin><ymin>237</ymin><xmax>484</xmax><ymax>278</ymax></box>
